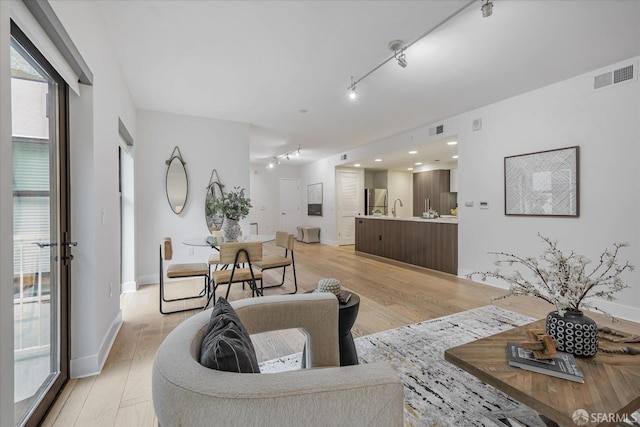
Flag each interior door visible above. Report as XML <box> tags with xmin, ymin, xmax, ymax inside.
<box><xmin>279</xmin><ymin>178</ymin><xmax>299</xmax><ymax>235</ymax></box>
<box><xmin>336</xmin><ymin>169</ymin><xmax>363</xmax><ymax>245</ymax></box>
<box><xmin>11</xmin><ymin>23</ymin><xmax>71</xmax><ymax>427</ymax></box>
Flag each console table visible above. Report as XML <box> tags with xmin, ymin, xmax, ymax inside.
<box><xmin>444</xmin><ymin>319</ymin><xmax>640</xmax><ymax>427</ymax></box>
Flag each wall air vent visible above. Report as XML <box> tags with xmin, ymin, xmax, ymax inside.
<box><xmin>594</xmin><ymin>63</ymin><xmax>635</xmax><ymax>90</ymax></box>
<box><xmin>614</xmin><ymin>64</ymin><xmax>634</xmax><ymax>84</ymax></box>
<box><xmin>340</xmin><ymin>154</ymin><xmax>347</xmax><ymax>161</ymax></box>
<box><xmin>429</xmin><ymin>124</ymin><xmax>444</xmax><ymax>136</ymax></box>
<box><xmin>594</xmin><ymin>72</ymin><xmax>612</xmax><ymax>89</ymax></box>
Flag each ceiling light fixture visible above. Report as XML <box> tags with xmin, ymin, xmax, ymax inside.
<box><xmin>481</xmin><ymin>0</ymin><xmax>493</xmax><ymax>18</ymax></box>
<box><xmin>374</xmin><ymin>159</ymin><xmax>382</xmax><ymax>162</ymax></box>
<box><xmin>409</xmin><ymin>150</ymin><xmax>418</xmax><ymax>154</ymax></box>
<box><xmin>265</xmin><ymin>145</ymin><xmax>301</xmax><ymax>169</ymax></box>
<box><xmin>452</xmin><ymin>155</ymin><xmax>459</xmax><ymax>159</ymax></box>
<box><xmin>346</xmin><ymin>0</ymin><xmax>477</xmax><ymax>98</ymax></box>
<box><xmin>447</xmin><ymin>141</ymin><xmax>458</xmax><ymax>145</ymax></box>
<box><xmin>354</xmin><ymin>163</ymin><xmax>361</xmax><ymax>167</ymax></box>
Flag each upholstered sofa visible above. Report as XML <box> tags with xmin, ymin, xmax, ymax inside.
<box><xmin>152</xmin><ymin>293</ymin><xmax>404</xmax><ymax>426</ymax></box>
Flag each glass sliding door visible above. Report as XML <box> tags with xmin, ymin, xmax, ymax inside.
<box><xmin>11</xmin><ymin>22</ymin><xmax>70</xmax><ymax>427</ymax></box>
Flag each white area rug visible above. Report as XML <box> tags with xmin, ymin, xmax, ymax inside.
<box><xmin>260</xmin><ymin>305</ymin><xmax>552</xmax><ymax>427</ymax></box>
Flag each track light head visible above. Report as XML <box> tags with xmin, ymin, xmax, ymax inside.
<box><xmin>348</xmin><ymin>76</ymin><xmax>357</xmax><ymax>100</ymax></box>
<box><xmin>481</xmin><ymin>0</ymin><xmax>493</xmax><ymax>17</ymax></box>
<box><xmin>396</xmin><ymin>52</ymin><xmax>407</xmax><ymax>68</ymax></box>
<box><xmin>388</xmin><ymin>40</ymin><xmax>407</xmax><ymax>68</ymax></box>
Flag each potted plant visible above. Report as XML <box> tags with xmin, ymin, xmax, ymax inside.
<box><xmin>207</xmin><ymin>187</ymin><xmax>252</xmax><ymax>241</ymax></box>
<box><xmin>467</xmin><ymin>233</ymin><xmax>633</xmax><ymax>357</ymax></box>
<box><xmin>372</xmin><ymin>208</ymin><xmax>383</xmax><ymax>216</ymax></box>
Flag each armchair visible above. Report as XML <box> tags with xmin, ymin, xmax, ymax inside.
<box><xmin>152</xmin><ymin>293</ymin><xmax>404</xmax><ymax>427</ymax></box>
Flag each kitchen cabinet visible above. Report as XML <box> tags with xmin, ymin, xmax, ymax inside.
<box><xmin>355</xmin><ymin>217</ymin><xmax>458</xmax><ymax>275</ymax></box>
<box><xmin>412</xmin><ymin>170</ymin><xmax>455</xmax><ymax>216</ymax></box>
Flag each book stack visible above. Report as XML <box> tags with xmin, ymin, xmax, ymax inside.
<box><xmin>506</xmin><ymin>342</ymin><xmax>584</xmax><ymax>383</ymax></box>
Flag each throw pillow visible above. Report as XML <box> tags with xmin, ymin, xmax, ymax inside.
<box><xmin>199</xmin><ymin>297</ymin><xmax>260</xmax><ymax>373</ymax></box>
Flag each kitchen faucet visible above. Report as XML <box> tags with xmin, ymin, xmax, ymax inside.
<box><xmin>392</xmin><ymin>198</ymin><xmax>403</xmax><ymax>217</ymax></box>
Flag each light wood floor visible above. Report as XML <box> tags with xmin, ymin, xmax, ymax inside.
<box><xmin>42</xmin><ymin>242</ymin><xmax>640</xmax><ymax>427</ymax></box>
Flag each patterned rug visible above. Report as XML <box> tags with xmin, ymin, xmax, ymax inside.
<box><xmin>260</xmin><ymin>305</ymin><xmax>552</xmax><ymax>427</ymax></box>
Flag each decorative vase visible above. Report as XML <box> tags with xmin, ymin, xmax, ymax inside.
<box><xmin>221</xmin><ymin>217</ymin><xmax>241</xmax><ymax>241</ymax></box>
<box><xmin>545</xmin><ymin>310</ymin><xmax>598</xmax><ymax>358</ymax></box>
<box><xmin>318</xmin><ymin>278</ymin><xmax>341</xmax><ymax>296</ymax></box>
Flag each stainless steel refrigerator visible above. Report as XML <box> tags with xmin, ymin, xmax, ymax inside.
<box><xmin>365</xmin><ymin>188</ymin><xmax>388</xmax><ymax>215</ymax></box>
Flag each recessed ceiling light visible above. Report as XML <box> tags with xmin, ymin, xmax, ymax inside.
<box><xmin>354</xmin><ymin>163</ymin><xmax>361</xmax><ymax>167</ymax></box>
<box><xmin>415</xmin><ymin>162</ymin><xmax>422</xmax><ymax>166</ymax></box>
<box><xmin>409</xmin><ymin>150</ymin><xmax>418</xmax><ymax>154</ymax></box>
<box><xmin>374</xmin><ymin>159</ymin><xmax>382</xmax><ymax>162</ymax></box>
<box><xmin>407</xmin><ymin>167</ymin><xmax>413</xmax><ymax>171</ymax></box>
<box><xmin>299</xmin><ymin>109</ymin><xmax>308</xmax><ymax>114</ymax></box>
<box><xmin>447</xmin><ymin>141</ymin><xmax>458</xmax><ymax>145</ymax></box>
<box><xmin>452</xmin><ymin>155</ymin><xmax>459</xmax><ymax>159</ymax></box>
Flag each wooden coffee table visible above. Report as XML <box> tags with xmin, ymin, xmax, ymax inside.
<box><xmin>444</xmin><ymin>319</ymin><xmax>640</xmax><ymax>427</ymax></box>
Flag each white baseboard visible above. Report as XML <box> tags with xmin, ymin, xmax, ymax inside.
<box><xmin>70</xmin><ymin>310</ymin><xmax>123</xmax><ymax>378</ymax></box>
<box><xmin>121</xmin><ymin>280</ymin><xmax>137</xmax><ymax>293</ymax></box>
<box><xmin>136</xmin><ymin>274</ymin><xmax>157</xmax><ymax>286</ymax></box>
<box><xmin>460</xmin><ymin>270</ymin><xmax>640</xmax><ymax>323</ymax></box>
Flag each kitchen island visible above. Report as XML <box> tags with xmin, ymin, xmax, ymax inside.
<box><xmin>354</xmin><ymin>216</ymin><xmax>458</xmax><ymax>275</ymax></box>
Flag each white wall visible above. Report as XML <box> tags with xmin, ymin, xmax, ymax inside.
<box><xmin>120</xmin><ymin>145</ymin><xmax>136</xmax><ymax>292</ymax></box>
<box><xmin>388</xmin><ymin>170</ymin><xmax>413</xmax><ymax>218</ymax></box>
<box><xmin>249</xmin><ymin>163</ymin><xmax>300</xmax><ymax>236</ymax></box>
<box><xmin>135</xmin><ymin>110</ymin><xmax>250</xmax><ymax>283</ymax></box>
<box><xmin>300</xmin><ymin>157</ymin><xmax>341</xmax><ymax>245</ymax></box>
<box><xmin>49</xmin><ymin>0</ymin><xmax>137</xmax><ymax>377</ymax></box>
<box><xmin>0</xmin><ymin>1</ymin><xmax>14</xmax><ymax>423</ymax></box>
<box><xmin>302</xmin><ymin>56</ymin><xmax>640</xmax><ymax>321</ymax></box>
<box><xmin>456</xmin><ymin>57</ymin><xmax>640</xmax><ymax>321</ymax></box>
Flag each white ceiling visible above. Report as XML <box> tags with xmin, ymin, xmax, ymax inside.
<box><xmin>95</xmin><ymin>0</ymin><xmax>640</xmax><ymax>168</ymax></box>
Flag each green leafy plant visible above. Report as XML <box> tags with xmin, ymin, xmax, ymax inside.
<box><xmin>207</xmin><ymin>187</ymin><xmax>252</xmax><ymax>221</ymax></box>
<box><xmin>467</xmin><ymin>233</ymin><xmax>633</xmax><ymax>316</ymax></box>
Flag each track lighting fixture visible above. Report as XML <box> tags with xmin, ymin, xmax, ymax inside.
<box><xmin>388</xmin><ymin>40</ymin><xmax>407</xmax><ymax>68</ymax></box>
<box><xmin>481</xmin><ymin>0</ymin><xmax>493</xmax><ymax>18</ymax></box>
<box><xmin>347</xmin><ymin>0</ymin><xmax>480</xmax><ymax>98</ymax></box>
<box><xmin>348</xmin><ymin>76</ymin><xmax>357</xmax><ymax>100</ymax></box>
<box><xmin>265</xmin><ymin>146</ymin><xmax>302</xmax><ymax>169</ymax></box>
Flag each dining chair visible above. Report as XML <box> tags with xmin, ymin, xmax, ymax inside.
<box><xmin>253</xmin><ymin>231</ymin><xmax>298</xmax><ymax>294</ymax></box>
<box><xmin>207</xmin><ymin>241</ymin><xmax>263</xmax><ymax>307</ymax></box>
<box><xmin>159</xmin><ymin>237</ymin><xmax>210</xmax><ymax>314</ymax></box>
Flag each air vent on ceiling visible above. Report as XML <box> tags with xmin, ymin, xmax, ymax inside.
<box><xmin>594</xmin><ymin>64</ymin><xmax>635</xmax><ymax>90</ymax></box>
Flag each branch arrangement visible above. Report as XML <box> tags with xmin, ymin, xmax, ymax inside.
<box><xmin>467</xmin><ymin>234</ymin><xmax>634</xmax><ymax>316</ymax></box>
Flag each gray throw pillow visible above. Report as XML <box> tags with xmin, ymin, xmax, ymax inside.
<box><xmin>199</xmin><ymin>297</ymin><xmax>260</xmax><ymax>373</ymax></box>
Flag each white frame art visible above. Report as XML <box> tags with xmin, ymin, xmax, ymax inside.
<box><xmin>504</xmin><ymin>146</ymin><xmax>579</xmax><ymax>217</ymax></box>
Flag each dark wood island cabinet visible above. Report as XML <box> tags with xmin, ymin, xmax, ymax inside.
<box><xmin>355</xmin><ymin>216</ymin><xmax>458</xmax><ymax>275</ymax></box>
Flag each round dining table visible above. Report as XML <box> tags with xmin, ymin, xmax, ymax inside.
<box><xmin>183</xmin><ymin>234</ymin><xmax>275</xmax><ymax>248</ymax></box>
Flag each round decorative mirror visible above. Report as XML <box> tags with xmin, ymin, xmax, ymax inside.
<box><xmin>165</xmin><ymin>147</ymin><xmax>188</xmax><ymax>214</ymax></box>
<box><xmin>205</xmin><ymin>169</ymin><xmax>225</xmax><ymax>233</ymax></box>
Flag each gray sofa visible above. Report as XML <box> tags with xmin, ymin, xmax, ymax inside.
<box><xmin>152</xmin><ymin>293</ymin><xmax>404</xmax><ymax>426</ymax></box>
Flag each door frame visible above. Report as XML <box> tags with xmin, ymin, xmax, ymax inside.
<box><xmin>11</xmin><ymin>21</ymin><xmax>70</xmax><ymax>427</ymax></box>
<box><xmin>336</xmin><ymin>168</ymin><xmax>364</xmax><ymax>246</ymax></box>
<box><xmin>279</xmin><ymin>178</ymin><xmax>300</xmax><ymax>235</ymax></box>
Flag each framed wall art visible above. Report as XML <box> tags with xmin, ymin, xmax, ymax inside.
<box><xmin>504</xmin><ymin>146</ymin><xmax>579</xmax><ymax>217</ymax></box>
<box><xmin>307</xmin><ymin>182</ymin><xmax>323</xmax><ymax>216</ymax></box>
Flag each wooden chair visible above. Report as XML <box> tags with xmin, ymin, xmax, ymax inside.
<box><xmin>159</xmin><ymin>237</ymin><xmax>210</xmax><ymax>315</ymax></box>
<box><xmin>253</xmin><ymin>231</ymin><xmax>298</xmax><ymax>294</ymax></box>
<box><xmin>207</xmin><ymin>241</ymin><xmax>263</xmax><ymax>307</ymax></box>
